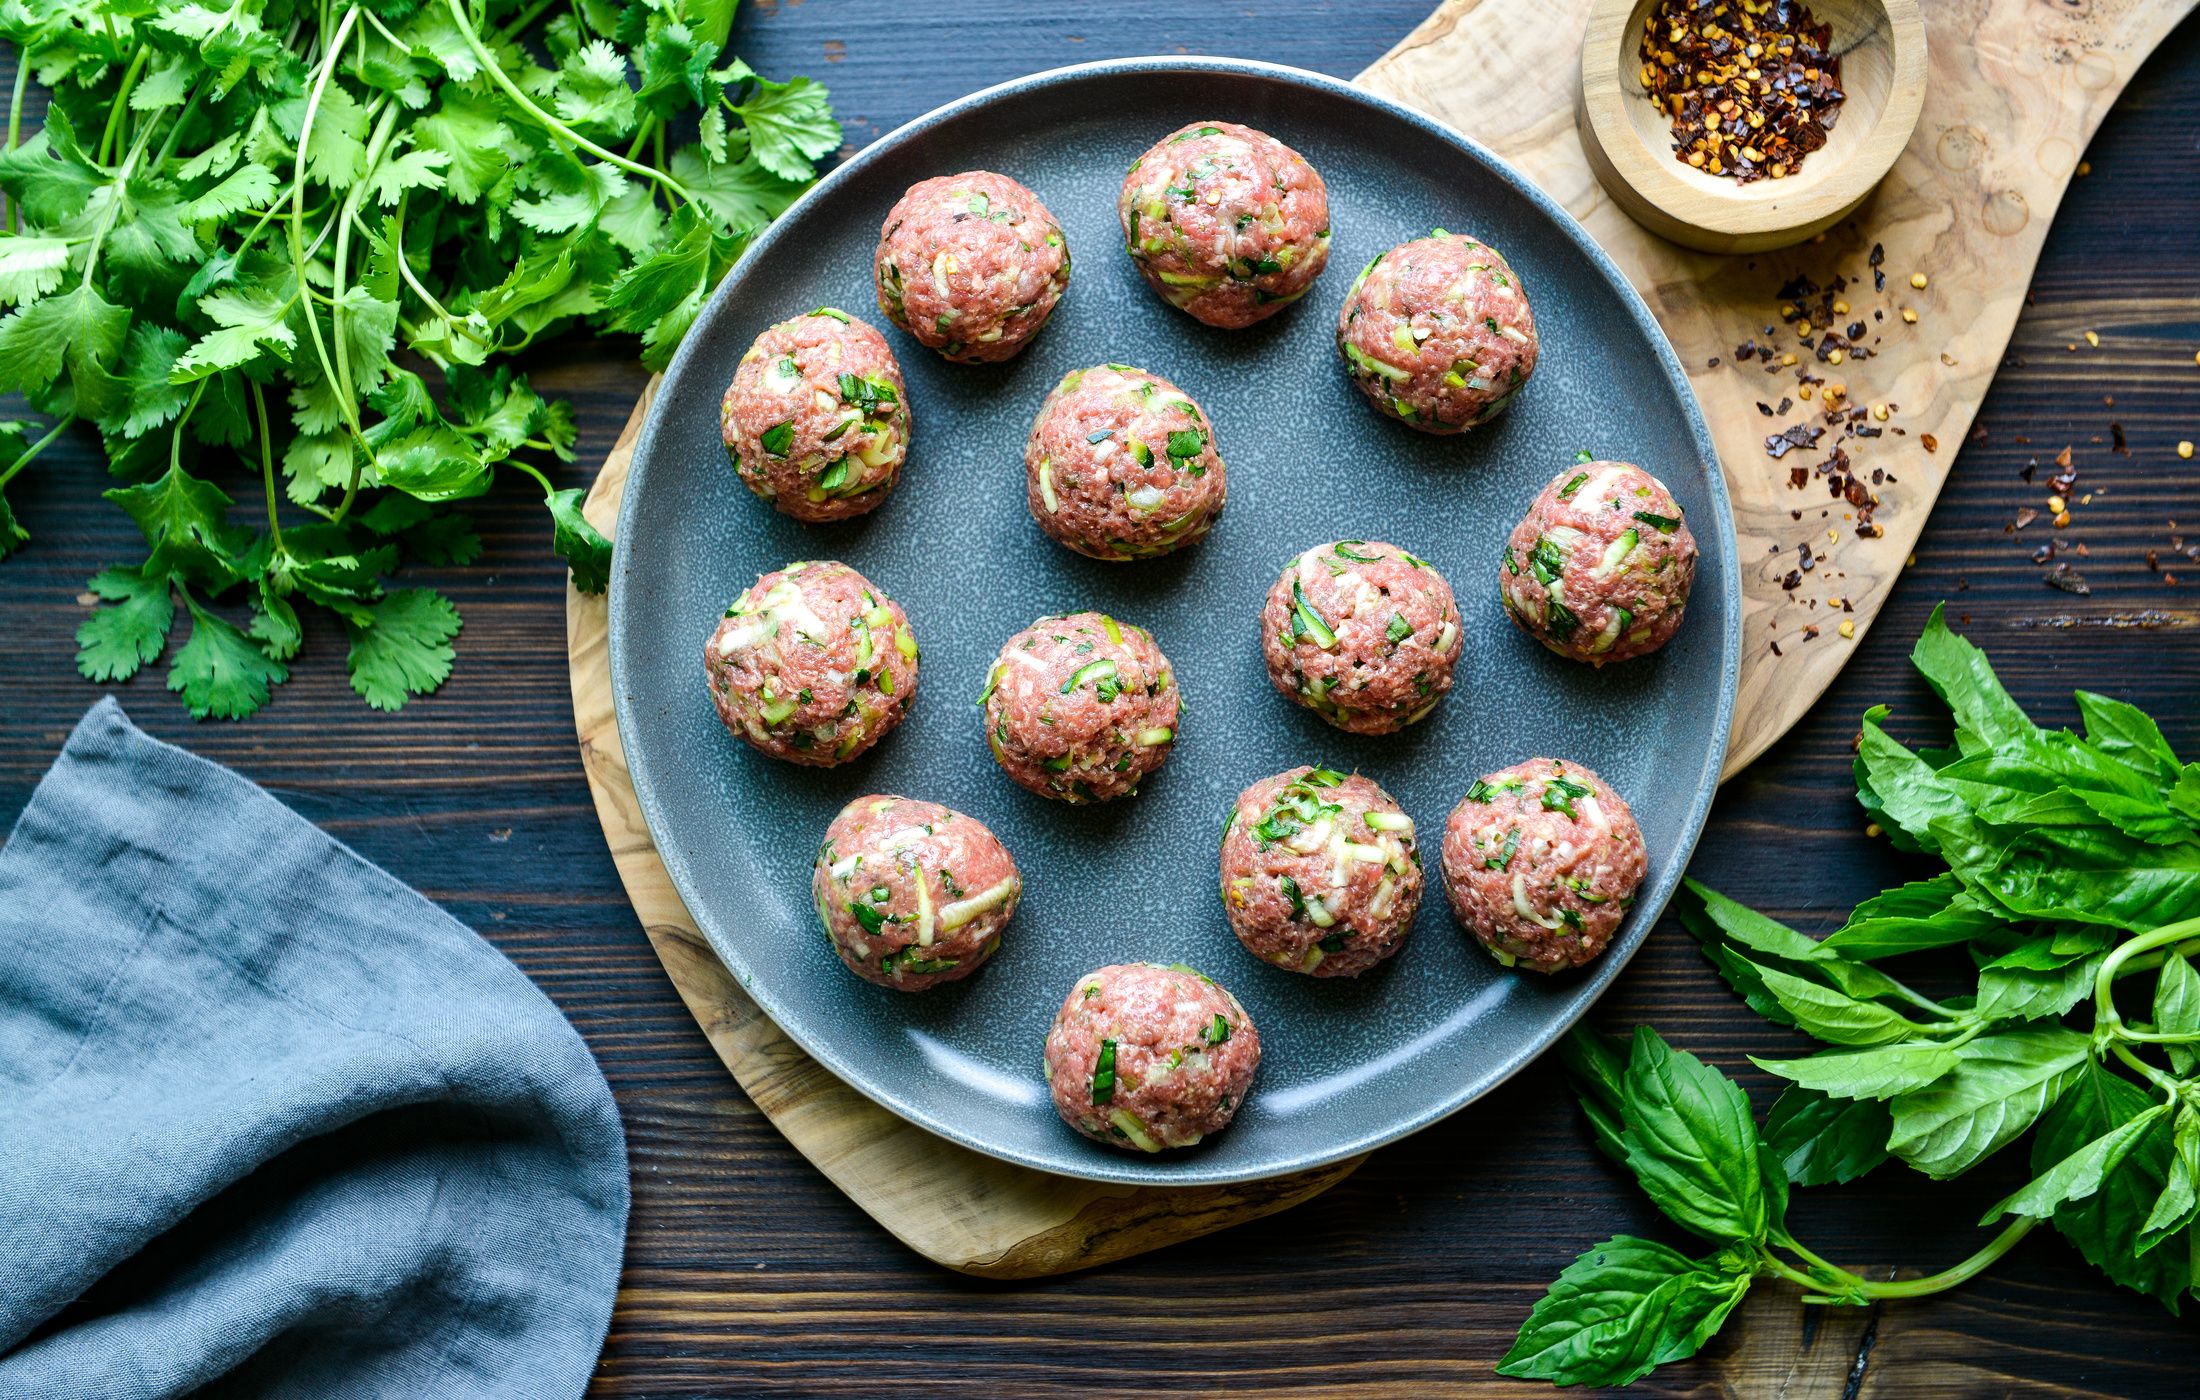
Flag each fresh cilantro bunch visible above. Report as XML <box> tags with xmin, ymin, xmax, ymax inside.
<box><xmin>0</xmin><ymin>0</ymin><xmax>838</xmax><ymax>716</ymax></box>
<box><xmin>1506</xmin><ymin>605</ymin><xmax>2200</xmax><ymax>1386</ymax></box>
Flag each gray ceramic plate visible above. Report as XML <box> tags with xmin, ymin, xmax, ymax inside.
<box><xmin>610</xmin><ymin>57</ymin><xmax>1738</xmax><ymax>1186</ymax></box>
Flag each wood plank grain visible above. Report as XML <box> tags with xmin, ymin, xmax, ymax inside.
<box><xmin>1</xmin><ymin>3</ymin><xmax>2197</xmax><ymax>1395</ymax></box>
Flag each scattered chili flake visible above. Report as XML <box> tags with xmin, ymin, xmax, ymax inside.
<box><xmin>2043</xmin><ymin>563</ymin><xmax>2090</xmax><ymax>595</ymax></box>
<box><xmin>1765</xmin><ymin>423</ymin><xmax>1824</xmax><ymax>458</ymax></box>
<box><xmin>1639</xmin><ymin>0</ymin><xmax>1845</xmax><ymax>183</ymax></box>
<box><xmin>1920</xmin><ymin>433</ymin><xmax>1938</xmax><ymax>452</ymax></box>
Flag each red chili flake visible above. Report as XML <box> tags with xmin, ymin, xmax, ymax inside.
<box><xmin>1920</xmin><ymin>433</ymin><xmax>1939</xmax><ymax>453</ymax></box>
<box><xmin>1803</xmin><ymin>625</ymin><xmax>1822</xmax><ymax>640</ymax></box>
<box><xmin>1766</xmin><ymin>423</ymin><xmax>1824</xmax><ymax>459</ymax></box>
<box><xmin>2054</xmin><ymin>444</ymin><xmax>2073</xmax><ymax>469</ymax></box>
<box><xmin>1789</xmin><ymin>465</ymin><xmax>1809</xmax><ymax>488</ymax></box>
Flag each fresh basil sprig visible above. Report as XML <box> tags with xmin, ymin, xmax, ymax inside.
<box><xmin>1509</xmin><ymin>606</ymin><xmax>2200</xmax><ymax>1384</ymax></box>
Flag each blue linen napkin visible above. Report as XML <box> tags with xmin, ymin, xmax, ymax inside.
<box><xmin>0</xmin><ymin>699</ymin><xmax>628</xmax><ymax>1399</ymax></box>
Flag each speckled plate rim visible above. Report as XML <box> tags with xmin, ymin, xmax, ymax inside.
<box><xmin>609</xmin><ymin>55</ymin><xmax>1740</xmax><ymax>1187</ymax></box>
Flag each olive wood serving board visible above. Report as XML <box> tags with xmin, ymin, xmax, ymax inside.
<box><xmin>567</xmin><ymin>0</ymin><xmax>2190</xmax><ymax>1277</ymax></box>
<box><xmin>1362</xmin><ymin>0</ymin><xmax>2197</xmax><ymax>774</ymax></box>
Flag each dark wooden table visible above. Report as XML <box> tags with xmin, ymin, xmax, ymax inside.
<box><xmin>6</xmin><ymin>4</ymin><xmax>2199</xmax><ymax>1395</ymax></box>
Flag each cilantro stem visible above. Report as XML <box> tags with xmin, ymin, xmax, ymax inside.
<box><xmin>79</xmin><ymin>116</ymin><xmax>159</xmax><ymax>292</ymax></box>
<box><xmin>496</xmin><ymin>0</ymin><xmax>560</xmax><ymax>42</ymax></box>
<box><xmin>506</xmin><ymin>458</ymin><xmax>557</xmax><ymax>498</ymax></box>
<box><xmin>364</xmin><ymin>201</ymin><xmax>490</xmax><ymax>350</ymax></box>
<box><xmin>251</xmin><ymin>381</ymin><xmax>283</xmax><ymax>554</ymax></box>
<box><xmin>290</xmin><ymin>6</ymin><xmax>378</xmax><ymax>507</ymax></box>
<box><xmin>5</xmin><ymin>61</ymin><xmax>25</xmax><ymax>230</ymax></box>
<box><xmin>151</xmin><ymin>82</ymin><xmax>210</xmax><ymax>172</ymax></box>
<box><xmin>0</xmin><ymin>414</ymin><xmax>75</xmax><ymax>490</ymax></box>
<box><xmin>97</xmin><ymin>46</ymin><xmax>151</xmax><ymax>167</ymax></box>
<box><xmin>443</xmin><ymin>0</ymin><xmax>699</xmax><ymax>207</ymax></box>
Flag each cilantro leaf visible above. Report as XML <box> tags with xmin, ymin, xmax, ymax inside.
<box><xmin>0</xmin><ymin>283</ymin><xmax>131</xmax><ymax>400</ymax></box>
<box><xmin>728</xmin><ymin>66</ymin><xmax>840</xmax><ymax>181</ymax></box>
<box><xmin>104</xmin><ymin>465</ymin><xmax>244</xmax><ymax>588</ymax></box>
<box><xmin>77</xmin><ymin>565</ymin><xmax>179</xmax><ymax>682</ymax></box>
<box><xmin>170</xmin><ymin>593</ymin><xmax>288</xmax><ymax>720</ymax></box>
<box><xmin>0</xmin><ymin>235</ymin><xmax>71</xmax><ymax>306</ymax></box>
<box><xmin>546</xmin><ymin>486</ymin><xmax>612</xmax><ymax>593</ymax></box>
<box><xmin>182</xmin><ymin>163</ymin><xmax>280</xmax><ymax>222</ymax></box>
<box><xmin>346</xmin><ymin>587</ymin><xmax>461</xmax><ymax>711</ymax></box>
<box><xmin>0</xmin><ymin>486</ymin><xmax>28</xmax><ymax>559</ymax></box>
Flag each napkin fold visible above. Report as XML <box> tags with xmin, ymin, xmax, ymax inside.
<box><xmin>0</xmin><ymin>699</ymin><xmax>628</xmax><ymax>1400</ymax></box>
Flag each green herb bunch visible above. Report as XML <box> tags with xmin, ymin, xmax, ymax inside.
<box><xmin>1503</xmin><ymin>605</ymin><xmax>2200</xmax><ymax>1386</ymax></box>
<box><xmin>0</xmin><ymin>0</ymin><xmax>838</xmax><ymax>716</ymax></box>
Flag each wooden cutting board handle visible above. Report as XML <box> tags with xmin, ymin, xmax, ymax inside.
<box><xmin>567</xmin><ymin>0</ymin><xmax>2193</xmax><ymax>1279</ymax></box>
<box><xmin>1362</xmin><ymin>0</ymin><xmax>2195</xmax><ymax>774</ymax></box>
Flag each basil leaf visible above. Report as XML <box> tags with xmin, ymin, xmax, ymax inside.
<box><xmin>1496</xmin><ymin>1236</ymin><xmax>1752</xmax><ymax>1387</ymax></box>
<box><xmin>1754</xmin><ymin>1042</ymin><xmax>1961</xmax><ymax>1101</ymax></box>
<box><xmin>2138</xmin><ymin>1108</ymin><xmax>2200</xmax><ymax>1255</ymax></box>
<box><xmin>1910</xmin><ymin>603</ymin><xmax>2038</xmax><ymax>749</ymax></box>
<box><xmin>1960</xmin><ymin>820</ymin><xmax>2200</xmax><ymax>934</ymax></box>
<box><xmin>1854</xmin><ymin>705</ymin><xmax>1970</xmax><ymax>855</ymax></box>
<box><xmin>2152</xmin><ymin>951</ymin><xmax>2200</xmax><ymax>1076</ymax></box>
<box><xmin>2075</xmin><ymin>689</ymin><xmax>2182</xmax><ymax>783</ymax></box>
<box><xmin>1983</xmin><ymin>1097</ymin><xmax>2169</xmax><ymax>1224</ymax></box>
<box><xmin>1973</xmin><ymin>944</ymin><xmax>2108</xmax><ymax>1024</ymax></box>
<box><xmin>1558</xmin><ymin>1026</ymin><xmax>1631</xmax><ymax>1166</ymax></box>
<box><xmin>1887</xmin><ymin>1028</ymin><xmax>2092</xmax><ymax>1179</ymax></box>
<box><xmin>1679</xmin><ymin>877</ymin><xmax>1834</xmax><ymax>964</ymax></box>
<box><xmin>2031</xmin><ymin>1060</ymin><xmax>2192</xmax><ymax>1307</ymax></box>
<box><xmin>1738</xmin><ymin>957</ymin><xmax>1926</xmax><ymax>1046</ymax></box>
<box><xmin>1619</xmin><ymin>1028</ymin><xmax>1768</xmax><ymax>1243</ymax></box>
<box><xmin>1761</xmin><ymin>1087</ymin><xmax>1891</xmax><ymax>1186</ymax></box>
<box><xmin>1818</xmin><ymin>875</ymin><xmax>2009</xmax><ymax>959</ymax></box>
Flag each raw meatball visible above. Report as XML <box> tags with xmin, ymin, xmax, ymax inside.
<box><xmin>1043</xmin><ymin>963</ymin><xmax>1260</xmax><ymax>1152</ymax></box>
<box><xmin>1259</xmin><ymin>540</ymin><xmax>1461</xmax><ymax>735</ymax></box>
<box><xmin>704</xmin><ymin>561</ymin><xmax>917</xmax><ymax>766</ymax></box>
<box><xmin>720</xmin><ymin>308</ymin><xmax>909</xmax><ymax>522</ymax></box>
<box><xmin>1220</xmin><ymin>766</ymin><xmax>1423</xmax><ymax>977</ymax></box>
<box><xmin>1118</xmin><ymin>121</ymin><xmax>1330</xmax><ymax>328</ymax></box>
<box><xmin>874</xmin><ymin>171</ymin><xmax>1070</xmax><ymax>363</ymax></box>
<box><xmin>1336</xmin><ymin>232</ymin><xmax>1538</xmax><ymax>433</ymax></box>
<box><xmin>812</xmin><ymin>796</ymin><xmax>1022</xmax><ymax>991</ymax></box>
<box><xmin>1440</xmin><ymin>758</ymin><xmax>1647</xmax><ymax>973</ymax></box>
<box><xmin>981</xmin><ymin>612</ymin><xmax>1180</xmax><ymax>803</ymax></box>
<box><xmin>1024</xmin><ymin>363</ymin><xmax>1227</xmax><ymax>561</ymax></box>
<box><xmin>1500</xmin><ymin>460</ymin><xmax>1699</xmax><ymax>663</ymax></box>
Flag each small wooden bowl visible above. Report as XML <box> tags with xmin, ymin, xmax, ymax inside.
<box><xmin>1577</xmin><ymin>0</ymin><xmax>1926</xmax><ymax>254</ymax></box>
